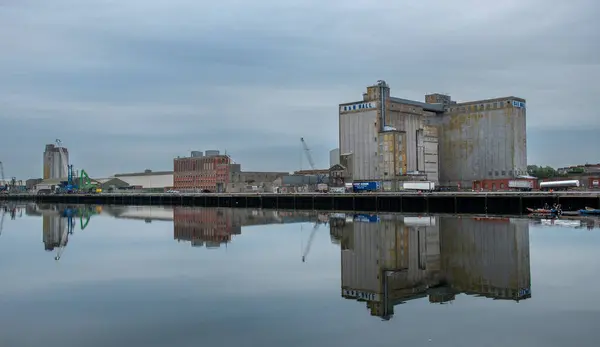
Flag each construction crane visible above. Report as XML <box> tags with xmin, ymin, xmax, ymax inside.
<box><xmin>301</xmin><ymin>222</ymin><xmax>321</xmax><ymax>262</ymax></box>
<box><xmin>300</xmin><ymin>137</ymin><xmax>326</xmax><ymax>184</ymax></box>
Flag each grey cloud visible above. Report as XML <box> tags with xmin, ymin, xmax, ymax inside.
<box><xmin>0</xmin><ymin>0</ymin><xmax>598</xmax><ymax>178</ymax></box>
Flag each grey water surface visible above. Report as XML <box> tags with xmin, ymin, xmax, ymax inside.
<box><xmin>0</xmin><ymin>203</ymin><xmax>599</xmax><ymax>347</ymax></box>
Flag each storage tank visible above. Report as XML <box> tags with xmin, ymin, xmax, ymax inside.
<box><xmin>329</xmin><ymin>148</ymin><xmax>340</xmax><ymax>167</ymax></box>
<box><xmin>205</xmin><ymin>150</ymin><xmax>220</xmax><ymax>156</ymax></box>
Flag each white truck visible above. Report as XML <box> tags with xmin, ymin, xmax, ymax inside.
<box><xmin>402</xmin><ymin>181</ymin><xmax>436</xmax><ymax>191</ymax></box>
<box><xmin>329</xmin><ymin>187</ymin><xmax>345</xmax><ymax>194</ymax></box>
<box><xmin>508</xmin><ymin>180</ymin><xmax>533</xmax><ymax>191</ymax></box>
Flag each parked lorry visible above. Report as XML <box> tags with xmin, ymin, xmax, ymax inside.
<box><xmin>402</xmin><ymin>181</ymin><xmax>436</xmax><ymax>191</ymax></box>
<box><xmin>508</xmin><ymin>180</ymin><xmax>533</xmax><ymax>191</ymax></box>
<box><xmin>352</xmin><ymin>181</ymin><xmax>379</xmax><ymax>192</ymax></box>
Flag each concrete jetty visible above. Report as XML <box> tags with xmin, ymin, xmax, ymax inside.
<box><xmin>2</xmin><ymin>191</ymin><xmax>600</xmax><ymax>215</ymax></box>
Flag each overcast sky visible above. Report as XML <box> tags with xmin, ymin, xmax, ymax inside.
<box><xmin>1</xmin><ymin>0</ymin><xmax>599</xmax><ymax>179</ymax></box>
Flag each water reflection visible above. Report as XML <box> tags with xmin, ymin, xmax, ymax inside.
<box><xmin>16</xmin><ymin>204</ymin><xmax>537</xmax><ymax>315</ymax></box>
<box><xmin>330</xmin><ymin>215</ymin><xmax>531</xmax><ymax>319</ymax></box>
<box><xmin>172</xmin><ymin>207</ymin><xmax>326</xmax><ymax>249</ymax></box>
<box><xmin>0</xmin><ymin>202</ymin><xmax>25</xmax><ymax>237</ymax></box>
<box><xmin>1</xmin><ymin>203</ymin><xmax>600</xmax><ymax>346</ymax></box>
<box><xmin>4</xmin><ymin>204</ymin><xmax>598</xmax><ymax>306</ymax></box>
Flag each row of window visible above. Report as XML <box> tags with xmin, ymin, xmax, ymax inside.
<box><xmin>488</xmin><ymin>170</ymin><xmax>525</xmax><ymax>177</ymax></box>
<box><xmin>446</xmin><ymin>100</ymin><xmax>525</xmax><ymax>113</ymax></box>
<box><xmin>482</xmin><ymin>183</ymin><xmax>505</xmax><ymax>190</ymax></box>
<box><xmin>175</xmin><ymin>173</ymin><xmax>218</xmax><ymax>177</ymax></box>
<box><xmin>174</xmin><ymin>157</ymin><xmax>230</xmax><ymax>172</ymax></box>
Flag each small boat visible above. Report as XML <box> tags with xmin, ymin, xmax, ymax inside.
<box><xmin>527</xmin><ymin>208</ymin><xmax>554</xmax><ymax>213</ymax></box>
<box><xmin>527</xmin><ymin>207</ymin><xmax>561</xmax><ymax>215</ymax></box>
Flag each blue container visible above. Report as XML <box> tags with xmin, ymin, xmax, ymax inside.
<box><xmin>353</xmin><ymin>214</ymin><xmax>380</xmax><ymax>223</ymax></box>
<box><xmin>352</xmin><ymin>181</ymin><xmax>379</xmax><ymax>191</ymax></box>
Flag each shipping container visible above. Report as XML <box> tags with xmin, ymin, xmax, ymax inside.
<box><xmin>329</xmin><ymin>187</ymin><xmax>345</xmax><ymax>193</ymax></box>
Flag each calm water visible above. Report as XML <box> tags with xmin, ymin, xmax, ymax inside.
<box><xmin>1</xmin><ymin>203</ymin><xmax>599</xmax><ymax>347</ymax></box>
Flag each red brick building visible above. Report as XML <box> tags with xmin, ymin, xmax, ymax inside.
<box><xmin>173</xmin><ymin>152</ymin><xmax>232</xmax><ymax>192</ymax></box>
<box><xmin>472</xmin><ymin>178</ymin><xmax>538</xmax><ymax>191</ymax></box>
<box><xmin>173</xmin><ymin>207</ymin><xmax>241</xmax><ymax>247</ymax></box>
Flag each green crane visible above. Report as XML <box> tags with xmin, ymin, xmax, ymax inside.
<box><xmin>79</xmin><ymin>169</ymin><xmax>97</xmax><ymax>193</ymax></box>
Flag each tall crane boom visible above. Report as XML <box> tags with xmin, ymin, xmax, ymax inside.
<box><xmin>300</xmin><ymin>137</ymin><xmax>317</xmax><ymax>170</ymax></box>
<box><xmin>300</xmin><ymin>137</ymin><xmax>327</xmax><ymax>184</ymax></box>
<box><xmin>302</xmin><ymin>223</ymin><xmax>321</xmax><ymax>262</ymax></box>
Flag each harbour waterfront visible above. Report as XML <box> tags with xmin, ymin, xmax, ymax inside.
<box><xmin>0</xmin><ymin>204</ymin><xmax>599</xmax><ymax>346</ymax></box>
<box><xmin>2</xmin><ymin>191</ymin><xmax>600</xmax><ymax>215</ymax></box>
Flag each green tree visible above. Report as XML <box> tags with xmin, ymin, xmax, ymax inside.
<box><xmin>527</xmin><ymin>165</ymin><xmax>560</xmax><ymax>179</ymax></box>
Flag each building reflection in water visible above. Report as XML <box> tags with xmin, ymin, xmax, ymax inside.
<box><xmin>330</xmin><ymin>214</ymin><xmax>532</xmax><ymax>320</ymax></box>
<box><xmin>42</xmin><ymin>215</ymin><xmax>71</xmax><ymax>252</ymax></box>
<box><xmin>173</xmin><ymin>207</ymin><xmax>321</xmax><ymax>249</ymax></box>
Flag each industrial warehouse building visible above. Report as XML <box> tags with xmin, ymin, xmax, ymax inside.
<box><xmin>227</xmin><ymin>166</ymin><xmax>288</xmax><ymax>193</ymax></box>
<box><xmin>173</xmin><ymin>150</ymin><xmax>230</xmax><ymax>192</ymax></box>
<box><xmin>173</xmin><ymin>150</ymin><xmax>288</xmax><ymax>193</ymax></box>
<box><xmin>338</xmin><ymin>81</ymin><xmax>527</xmax><ymax>189</ymax></box>
<box><xmin>113</xmin><ymin>170</ymin><xmax>173</xmax><ymax>191</ymax></box>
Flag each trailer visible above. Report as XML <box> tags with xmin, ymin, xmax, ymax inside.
<box><xmin>539</xmin><ymin>180</ymin><xmax>580</xmax><ymax>191</ymax></box>
<box><xmin>352</xmin><ymin>181</ymin><xmax>379</xmax><ymax>192</ymax></box>
<box><xmin>402</xmin><ymin>181</ymin><xmax>436</xmax><ymax>191</ymax></box>
<box><xmin>329</xmin><ymin>187</ymin><xmax>345</xmax><ymax>194</ymax></box>
<box><xmin>317</xmin><ymin>183</ymin><xmax>328</xmax><ymax>192</ymax></box>
<box><xmin>508</xmin><ymin>180</ymin><xmax>533</xmax><ymax>191</ymax></box>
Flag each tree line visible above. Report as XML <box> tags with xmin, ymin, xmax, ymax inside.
<box><xmin>527</xmin><ymin>165</ymin><xmax>563</xmax><ymax>179</ymax></box>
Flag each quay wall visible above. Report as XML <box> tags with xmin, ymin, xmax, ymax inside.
<box><xmin>2</xmin><ymin>192</ymin><xmax>600</xmax><ymax>215</ymax></box>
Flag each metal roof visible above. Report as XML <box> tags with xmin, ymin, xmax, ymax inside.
<box><xmin>114</xmin><ymin>171</ymin><xmax>173</xmax><ymax>177</ymax></box>
<box><xmin>389</xmin><ymin>97</ymin><xmax>445</xmax><ymax>112</ymax></box>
